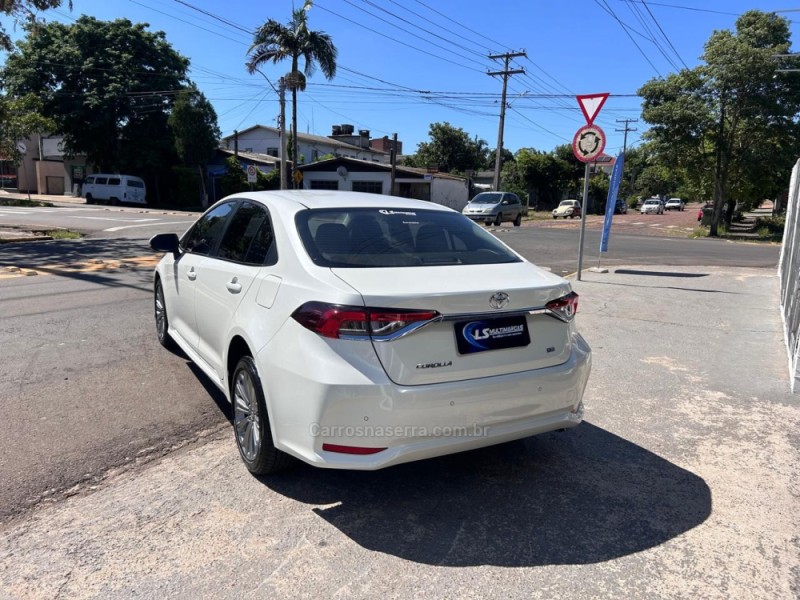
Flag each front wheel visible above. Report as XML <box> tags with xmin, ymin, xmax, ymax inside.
<box><xmin>232</xmin><ymin>356</ymin><xmax>293</xmax><ymax>475</ymax></box>
<box><xmin>154</xmin><ymin>280</ymin><xmax>176</xmax><ymax>350</ymax></box>
<box><xmin>513</xmin><ymin>213</ymin><xmax>522</xmax><ymax>227</ymax></box>
<box><xmin>494</xmin><ymin>214</ymin><xmax>502</xmax><ymax>226</ymax></box>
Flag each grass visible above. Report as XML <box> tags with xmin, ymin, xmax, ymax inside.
<box><xmin>44</xmin><ymin>229</ymin><xmax>82</xmax><ymax>240</ymax></box>
<box><xmin>0</xmin><ymin>198</ymin><xmax>53</xmax><ymax>208</ymax></box>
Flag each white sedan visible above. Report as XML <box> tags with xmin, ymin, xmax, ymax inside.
<box><xmin>150</xmin><ymin>191</ymin><xmax>591</xmax><ymax>474</ymax></box>
<box><xmin>640</xmin><ymin>199</ymin><xmax>664</xmax><ymax>214</ymax></box>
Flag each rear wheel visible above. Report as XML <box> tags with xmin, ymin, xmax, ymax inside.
<box><xmin>232</xmin><ymin>356</ymin><xmax>293</xmax><ymax>475</ymax></box>
<box><xmin>513</xmin><ymin>213</ymin><xmax>522</xmax><ymax>227</ymax></box>
<box><xmin>110</xmin><ymin>197</ymin><xmax>120</xmax><ymax>206</ymax></box>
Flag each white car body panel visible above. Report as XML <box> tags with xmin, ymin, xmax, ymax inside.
<box><xmin>153</xmin><ymin>191</ymin><xmax>591</xmax><ymax>470</ymax></box>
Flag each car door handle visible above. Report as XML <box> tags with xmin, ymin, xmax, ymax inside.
<box><xmin>226</xmin><ymin>278</ymin><xmax>242</xmax><ymax>294</ymax></box>
<box><xmin>187</xmin><ymin>267</ymin><xmax>197</xmax><ymax>281</ymax></box>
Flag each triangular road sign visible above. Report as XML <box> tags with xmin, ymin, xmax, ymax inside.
<box><xmin>576</xmin><ymin>93</ymin><xmax>609</xmax><ymax>125</ymax></box>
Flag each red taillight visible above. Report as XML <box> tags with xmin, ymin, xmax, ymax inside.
<box><xmin>292</xmin><ymin>302</ymin><xmax>438</xmax><ymax>340</ymax></box>
<box><xmin>546</xmin><ymin>291</ymin><xmax>579</xmax><ymax>322</ymax></box>
<box><xmin>322</xmin><ymin>443</ymin><xmax>387</xmax><ymax>455</ymax></box>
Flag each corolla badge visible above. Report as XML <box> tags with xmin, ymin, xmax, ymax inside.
<box><xmin>489</xmin><ymin>292</ymin><xmax>509</xmax><ymax>309</ymax></box>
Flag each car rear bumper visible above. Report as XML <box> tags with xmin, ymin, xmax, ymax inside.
<box><xmin>258</xmin><ymin>328</ymin><xmax>592</xmax><ymax>470</ymax></box>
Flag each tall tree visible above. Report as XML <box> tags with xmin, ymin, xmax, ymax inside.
<box><xmin>404</xmin><ymin>122</ymin><xmax>488</xmax><ymax>173</ymax></box>
<box><xmin>168</xmin><ymin>85</ymin><xmax>221</xmax><ymax>206</ymax></box>
<box><xmin>0</xmin><ymin>94</ymin><xmax>55</xmax><ymax>165</ymax></box>
<box><xmin>246</xmin><ymin>0</ymin><xmax>337</xmax><ymax>188</ymax></box>
<box><xmin>0</xmin><ymin>0</ymin><xmax>70</xmax><ymax>51</ymax></box>
<box><xmin>1</xmin><ymin>16</ymin><xmax>191</xmax><ymax>175</ymax></box>
<box><xmin>640</xmin><ymin>10</ymin><xmax>800</xmax><ymax>235</ymax></box>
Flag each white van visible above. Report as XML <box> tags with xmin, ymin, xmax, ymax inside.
<box><xmin>82</xmin><ymin>174</ymin><xmax>146</xmax><ymax>205</ymax></box>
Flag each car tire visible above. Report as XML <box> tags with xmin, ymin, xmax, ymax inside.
<box><xmin>232</xmin><ymin>356</ymin><xmax>293</xmax><ymax>475</ymax></box>
<box><xmin>513</xmin><ymin>213</ymin><xmax>522</xmax><ymax>227</ymax></box>
<box><xmin>485</xmin><ymin>220</ymin><xmax>492</xmax><ymax>226</ymax></box>
<box><xmin>569</xmin><ymin>215</ymin><xmax>575</xmax><ymax>219</ymax></box>
<box><xmin>552</xmin><ymin>215</ymin><xmax>557</xmax><ymax>219</ymax></box>
<box><xmin>154</xmin><ymin>279</ymin><xmax>176</xmax><ymax>351</ymax></box>
<box><xmin>494</xmin><ymin>214</ymin><xmax>502</xmax><ymax>226</ymax></box>
<box><xmin>85</xmin><ymin>194</ymin><xmax>94</xmax><ymax>205</ymax></box>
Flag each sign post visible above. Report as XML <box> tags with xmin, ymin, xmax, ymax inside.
<box><xmin>572</xmin><ymin>93</ymin><xmax>609</xmax><ymax>281</ymax></box>
<box><xmin>16</xmin><ymin>141</ymin><xmax>31</xmax><ymax>201</ymax></box>
<box><xmin>246</xmin><ymin>164</ymin><xmax>257</xmax><ymax>191</ymax></box>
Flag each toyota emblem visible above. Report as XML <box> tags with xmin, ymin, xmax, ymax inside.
<box><xmin>489</xmin><ymin>292</ymin><xmax>509</xmax><ymax>309</ymax></box>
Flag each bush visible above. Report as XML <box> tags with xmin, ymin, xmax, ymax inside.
<box><xmin>754</xmin><ymin>216</ymin><xmax>785</xmax><ymax>235</ymax></box>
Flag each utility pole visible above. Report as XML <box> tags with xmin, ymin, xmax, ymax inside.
<box><xmin>488</xmin><ymin>50</ymin><xmax>526</xmax><ymax>191</ymax></box>
<box><xmin>615</xmin><ymin>118</ymin><xmax>638</xmax><ymax>154</ymax></box>
<box><xmin>390</xmin><ymin>133</ymin><xmax>398</xmax><ymax>196</ymax></box>
<box><xmin>279</xmin><ymin>77</ymin><xmax>287</xmax><ymax>191</ymax></box>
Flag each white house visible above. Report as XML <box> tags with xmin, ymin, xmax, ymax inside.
<box><xmin>220</xmin><ymin>124</ymin><xmax>389</xmax><ymax>165</ymax></box>
<box><xmin>298</xmin><ymin>157</ymin><xmax>470</xmax><ymax>211</ymax></box>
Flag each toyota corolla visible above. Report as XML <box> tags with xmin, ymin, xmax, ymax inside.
<box><xmin>150</xmin><ymin>191</ymin><xmax>591</xmax><ymax>474</ymax></box>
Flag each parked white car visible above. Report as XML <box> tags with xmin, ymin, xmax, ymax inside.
<box><xmin>552</xmin><ymin>199</ymin><xmax>582</xmax><ymax>219</ymax></box>
<box><xmin>665</xmin><ymin>198</ymin><xmax>685</xmax><ymax>211</ymax></box>
<box><xmin>150</xmin><ymin>191</ymin><xmax>591</xmax><ymax>474</ymax></box>
<box><xmin>640</xmin><ymin>198</ymin><xmax>664</xmax><ymax>214</ymax></box>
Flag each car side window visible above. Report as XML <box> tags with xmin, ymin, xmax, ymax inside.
<box><xmin>182</xmin><ymin>201</ymin><xmax>237</xmax><ymax>256</ymax></box>
<box><xmin>85</xmin><ymin>176</ymin><xmax>95</xmax><ymax>184</ymax></box>
<box><xmin>108</xmin><ymin>178</ymin><xmax>121</xmax><ymax>185</ymax></box>
<box><xmin>216</xmin><ymin>201</ymin><xmax>278</xmax><ymax>266</ymax></box>
<box><xmin>96</xmin><ymin>177</ymin><xmax>108</xmax><ymax>185</ymax></box>
<box><xmin>509</xmin><ymin>194</ymin><xmax>520</xmax><ymax>205</ymax></box>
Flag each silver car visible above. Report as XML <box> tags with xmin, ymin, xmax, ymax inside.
<box><xmin>462</xmin><ymin>192</ymin><xmax>524</xmax><ymax>226</ymax></box>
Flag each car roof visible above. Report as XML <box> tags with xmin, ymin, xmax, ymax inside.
<box><xmin>221</xmin><ymin>190</ymin><xmax>455</xmax><ymax>213</ymax></box>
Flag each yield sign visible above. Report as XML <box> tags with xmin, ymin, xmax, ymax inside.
<box><xmin>576</xmin><ymin>93</ymin><xmax>609</xmax><ymax>125</ymax></box>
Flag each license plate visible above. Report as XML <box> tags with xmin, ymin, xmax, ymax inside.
<box><xmin>454</xmin><ymin>315</ymin><xmax>530</xmax><ymax>355</ymax></box>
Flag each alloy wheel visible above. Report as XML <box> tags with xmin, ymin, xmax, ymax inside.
<box><xmin>233</xmin><ymin>369</ymin><xmax>262</xmax><ymax>462</ymax></box>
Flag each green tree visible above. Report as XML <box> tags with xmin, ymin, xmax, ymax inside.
<box><xmin>0</xmin><ymin>94</ymin><xmax>55</xmax><ymax>164</ymax></box>
<box><xmin>247</xmin><ymin>0</ymin><xmax>337</xmax><ymax>189</ymax></box>
<box><xmin>405</xmin><ymin>122</ymin><xmax>488</xmax><ymax>173</ymax></box>
<box><xmin>0</xmin><ymin>0</ymin><xmax>71</xmax><ymax>51</ymax></box>
<box><xmin>639</xmin><ymin>10</ymin><xmax>800</xmax><ymax>235</ymax></box>
<box><xmin>168</xmin><ymin>85</ymin><xmax>221</xmax><ymax>207</ymax></box>
<box><xmin>1</xmin><ymin>16</ymin><xmax>191</xmax><ymax>180</ymax></box>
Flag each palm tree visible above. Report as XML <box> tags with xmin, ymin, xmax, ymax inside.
<box><xmin>246</xmin><ymin>0</ymin><xmax>337</xmax><ymax>189</ymax></box>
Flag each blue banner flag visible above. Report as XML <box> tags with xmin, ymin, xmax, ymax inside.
<box><xmin>600</xmin><ymin>152</ymin><xmax>625</xmax><ymax>253</ymax></box>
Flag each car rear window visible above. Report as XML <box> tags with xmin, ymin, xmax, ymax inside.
<box><xmin>296</xmin><ymin>208</ymin><xmax>521</xmax><ymax>268</ymax></box>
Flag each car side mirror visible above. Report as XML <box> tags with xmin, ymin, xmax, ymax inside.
<box><xmin>150</xmin><ymin>233</ymin><xmax>180</xmax><ymax>259</ymax></box>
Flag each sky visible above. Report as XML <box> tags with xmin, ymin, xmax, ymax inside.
<box><xmin>4</xmin><ymin>1</ymin><xmax>800</xmax><ymax>158</ymax></box>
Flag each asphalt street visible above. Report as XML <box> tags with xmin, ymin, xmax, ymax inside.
<box><xmin>1</xmin><ymin>266</ymin><xmax>796</xmax><ymax>599</ymax></box>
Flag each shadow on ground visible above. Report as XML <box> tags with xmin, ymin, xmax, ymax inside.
<box><xmin>261</xmin><ymin>423</ymin><xmax>711</xmax><ymax>567</ymax></box>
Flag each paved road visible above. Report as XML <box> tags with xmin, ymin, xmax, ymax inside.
<box><xmin>0</xmin><ymin>213</ymin><xmax>781</xmax><ymax>523</ymax></box>
<box><xmin>1</xmin><ymin>267</ymin><xmax>796</xmax><ymax>598</ymax></box>
<box><xmin>0</xmin><ymin>203</ymin><xmax>196</xmax><ymax>239</ymax></box>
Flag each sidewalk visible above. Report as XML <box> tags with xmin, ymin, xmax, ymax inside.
<box><xmin>0</xmin><ymin>266</ymin><xmax>797</xmax><ymax>599</ymax></box>
<box><xmin>0</xmin><ymin>189</ymin><xmax>87</xmax><ymax>205</ymax></box>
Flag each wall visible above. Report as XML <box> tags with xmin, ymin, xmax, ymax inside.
<box><xmin>778</xmin><ymin>158</ymin><xmax>800</xmax><ymax>393</ymax></box>
<box><xmin>302</xmin><ymin>170</ymin><xmax>389</xmax><ymax>192</ymax></box>
<box><xmin>431</xmin><ymin>177</ymin><xmax>469</xmax><ymax>211</ymax></box>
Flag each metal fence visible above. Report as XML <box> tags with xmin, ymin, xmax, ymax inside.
<box><xmin>778</xmin><ymin>159</ymin><xmax>800</xmax><ymax>393</ymax></box>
